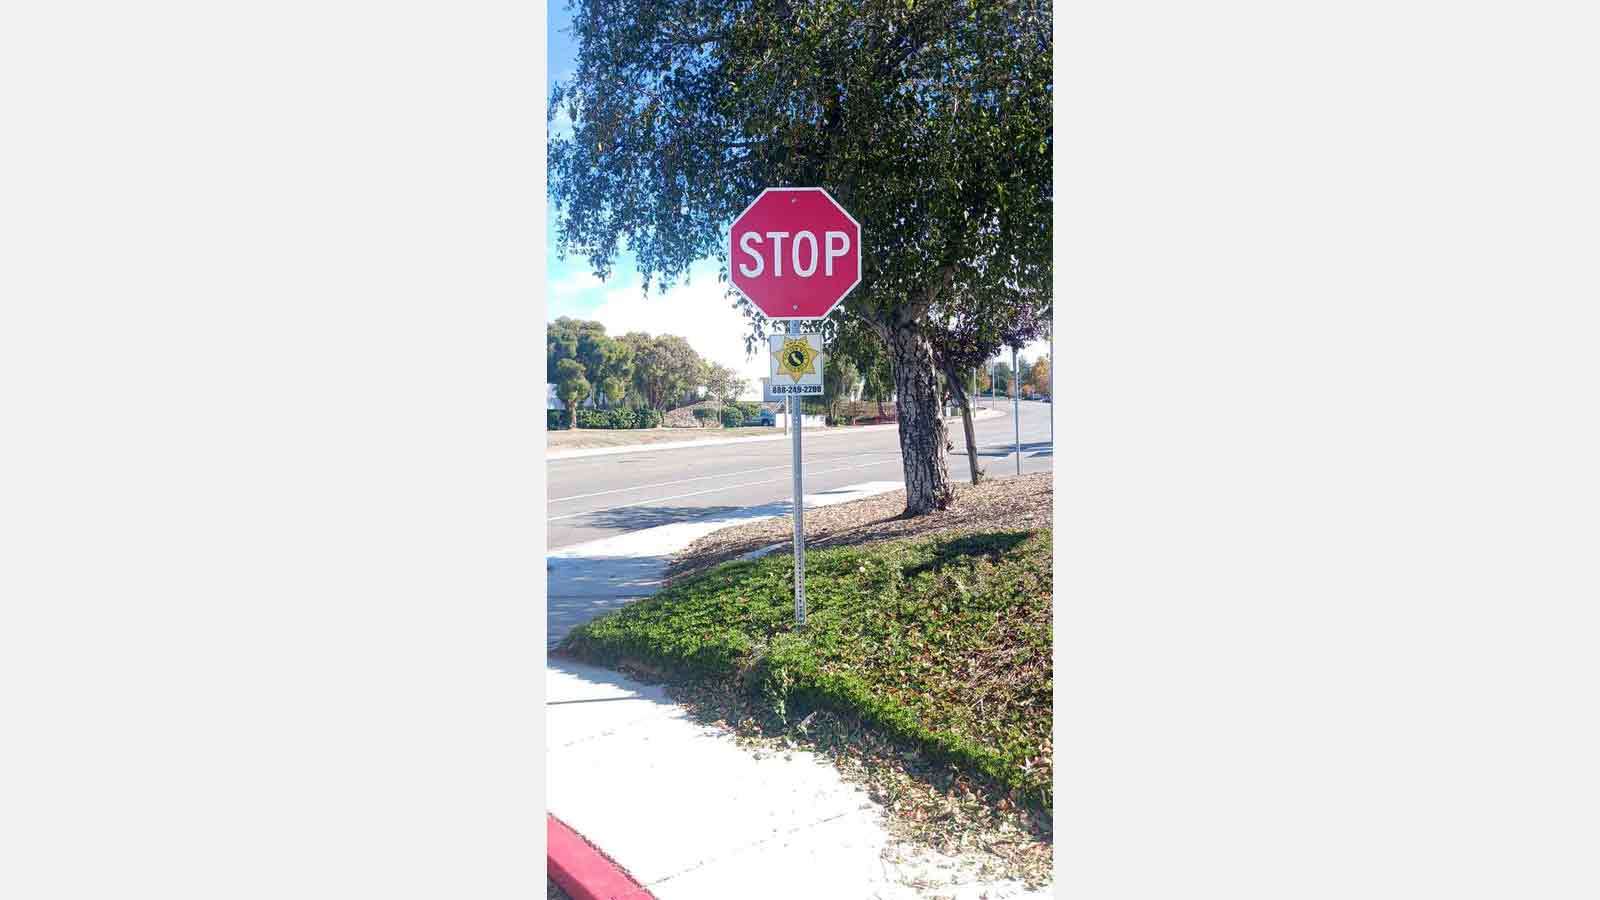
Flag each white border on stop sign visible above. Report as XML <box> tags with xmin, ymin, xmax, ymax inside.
<box><xmin>727</xmin><ymin>186</ymin><xmax>863</xmax><ymax>321</ymax></box>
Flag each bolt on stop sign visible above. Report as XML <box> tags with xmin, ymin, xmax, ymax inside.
<box><xmin>729</xmin><ymin>187</ymin><xmax>862</xmax><ymax>320</ymax></box>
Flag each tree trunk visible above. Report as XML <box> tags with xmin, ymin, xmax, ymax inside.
<box><xmin>943</xmin><ymin>365</ymin><xmax>984</xmax><ymax>485</ymax></box>
<box><xmin>888</xmin><ymin>326</ymin><xmax>955</xmax><ymax>515</ymax></box>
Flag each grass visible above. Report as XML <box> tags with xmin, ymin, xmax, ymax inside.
<box><xmin>558</xmin><ymin>527</ymin><xmax>1053</xmax><ymax>810</ymax></box>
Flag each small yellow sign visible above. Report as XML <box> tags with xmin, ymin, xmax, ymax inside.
<box><xmin>772</xmin><ymin>337</ymin><xmax>820</xmax><ymax>383</ymax></box>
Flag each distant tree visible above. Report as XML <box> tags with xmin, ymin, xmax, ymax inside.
<box><xmin>991</xmin><ymin>360</ymin><xmax>1014</xmax><ymax>396</ymax></box>
<box><xmin>549</xmin><ymin>317</ymin><xmax>633</xmax><ymax>406</ymax></box>
<box><xmin>822</xmin><ymin>355</ymin><xmax>862</xmax><ymax>422</ymax></box>
<box><xmin>616</xmin><ymin>332</ymin><xmax>654</xmax><ymax>407</ymax></box>
<box><xmin>861</xmin><ymin>354</ymin><xmax>894</xmax><ymax>419</ymax></box>
<box><xmin>626</xmin><ymin>333</ymin><xmax>705</xmax><ymax>411</ymax></box>
<box><xmin>1025</xmin><ymin>355</ymin><xmax>1051</xmax><ymax>397</ymax></box>
<box><xmin>546</xmin><ymin>319</ymin><xmax>581</xmax><ymax>381</ymax></box>
<box><xmin>554</xmin><ymin>358</ymin><xmax>592</xmax><ymax>428</ymax></box>
<box><xmin>702</xmin><ymin>362</ymin><xmax>748</xmax><ymax>406</ymax></box>
<box><xmin>827</xmin><ymin>318</ymin><xmax>892</xmax><ymax>420</ymax></box>
<box><xmin>598</xmin><ymin>369</ymin><xmax>630</xmax><ymax>408</ymax></box>
<box><xmin>590</xmin><ymin>337</ymin><xmax>634</xmax><ymax>407</ymax></box>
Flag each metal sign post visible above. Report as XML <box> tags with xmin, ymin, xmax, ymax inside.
<box><xmin>765</xmin><ymin>327</ymin><xmax>822</xmax><ymax>629</ymax></box>
<box><xmin>788</xmin><ymin>320</ymin><xmax>806</xmax><ymax>627</ymax></box>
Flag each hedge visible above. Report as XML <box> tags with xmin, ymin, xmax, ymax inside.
<box><xmin>552</xmin><ymin>407</ymin><xmax>662</xmax><ymax>430</ymax></box>
<box><xmin>727</xmin><ymin>401</ymin><xmax>762</xmax><ymax>420</ymax></box>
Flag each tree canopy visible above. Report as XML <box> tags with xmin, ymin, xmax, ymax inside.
<box><xmin>701</xmin><ymin>361</ymin><xmax>748</xmax><ymax>405</ymax></box>
<box><xmin>550</xmin><ymin>318</ymin><xmax>738</xmax><ymax>412</ymax></box>
<box><xmin>554</xmin><ymin>358</ymin><xmax>592</xmax><ymax>427</ymax></box>
<box><xmin>549</xmin><ymin>0</ymin><xmax>1051</xmax><ymax>512</ymax></box>
<box><xmin>991</xmin><ymin>359</ymin><xmax>1014</xmax><ymax>394</ymax></box>
<box><xmin>1023</xmin><ymin>354</ymin><xmax>1050</xmax><ymax>396</ymax></box>
<box><xmin>822</xmin><ymin>353</ymin><xmax>861</xmax><ymax>419</ymax></box>
<box><xmin>927</xmin><ymin>281</ymin><xmax>1049</xmax><ymax>404</ymax></box>
<box><xmin>621</xmin><ymin>332</ymin><xmax>707</xmax><ymax>410</ymax></box>
<box><xmin>549</xmin><ymin>317</ymin><xmax>635</xmax><ymax>406</ymax></box>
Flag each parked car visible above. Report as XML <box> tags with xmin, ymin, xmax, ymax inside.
<box><xmin>745</xmin><ymin>409</ymin><xmax>778</xmax><ymax>426</ymax></box>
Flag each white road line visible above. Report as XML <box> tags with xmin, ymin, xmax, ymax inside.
<box><xmin>547</xmin><ymin>455</ymin><xmax>907</xmax><ymax>521</ymax></box>
<box><xmin>548</xmin><ymin>453</ymin><xmax>900</xmax><ymax>503</ymax></box>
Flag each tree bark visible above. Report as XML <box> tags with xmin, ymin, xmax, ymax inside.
<box><xmin>942</xmin><ymin>364</ymin><xmax>984</xmax><ymax>485</ymax></box>
<box><xmin>963</xmin><ymin>399</ymin><xmax>980</xmax><ymax>483</ymax></box>
<box><xmin>888</xmin><ymin>325</ymin><xmax>955</xmax><ymax>514</ymax></box>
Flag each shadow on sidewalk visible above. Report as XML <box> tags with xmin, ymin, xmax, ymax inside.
<box><xmin>547</xmin><ymin>590</ymin><xmax>662</xmax><ymax>649</ymax></box>
<box><xmin>546</xmin><ymin>555</ymin><xmax>671</xmax><ymax>648</ymax></box>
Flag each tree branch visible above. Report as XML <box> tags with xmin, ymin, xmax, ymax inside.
<box><xmin>896</xmin><ymin>266</ymin><xmax>955</xmax><ymax>326</ymax></box>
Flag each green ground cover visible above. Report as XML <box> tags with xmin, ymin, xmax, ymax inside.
<box><xmin>558</xmin><ymin>528</ymin><xmax>1053</xmax><ymax>809</ymax></box>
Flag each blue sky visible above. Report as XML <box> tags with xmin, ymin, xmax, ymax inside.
<box><xmin>545</xmin><ymin>5</ymin><xmax>1048</xmax><ymax>395</ymax></box>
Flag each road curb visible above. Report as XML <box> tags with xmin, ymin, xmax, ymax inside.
<box><xmin>548</xmin><ymin>814</ymin><xmax>654</xmax><ymax>900</ymax></box>
<box><xmin>547</xmin><ymin>408</ymin><xmax>1005</xmax><ymax>460</ymax></box>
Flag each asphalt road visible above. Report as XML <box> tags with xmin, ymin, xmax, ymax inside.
<box><xmin>547</xmin><ymin>399</ymin><xmax>1054</xmax><ymax>549</ymax></box>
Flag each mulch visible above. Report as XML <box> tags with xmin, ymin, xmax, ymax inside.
<box><xmin>665</xmin><ymin>472</ymin><xmax>1051</xmax><ymax>585</ymax></box>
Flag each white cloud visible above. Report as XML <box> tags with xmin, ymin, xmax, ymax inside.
<box><xmin>547</xmin><ymin>268</ymin><xmax>606</xmax><ymax>304</ymax></box>
<box><xmin>586</xmin><ymin>272</ymin><xmax>769</xmax><ymax>400</ymax></box>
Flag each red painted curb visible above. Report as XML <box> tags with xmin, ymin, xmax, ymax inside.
<box><xmin>548</xmin><ymin>814</ymin><xmax>655</xmax><ymax>900</ymax></box>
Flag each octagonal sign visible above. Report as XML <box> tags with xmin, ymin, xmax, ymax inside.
<box><xmin>729</xmin><ymin>187</ymin><xmax>862</xmax><ymax>320</ymax></box>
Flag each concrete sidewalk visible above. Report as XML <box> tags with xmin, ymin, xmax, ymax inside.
<box><xmin>545</xmin><ymin>480</ymin><xmax>1051</xmax><ymax>900</ymax></box>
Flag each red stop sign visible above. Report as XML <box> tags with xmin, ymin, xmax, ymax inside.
<box><xmin>729</xmin><ymin>187</ymin><xmax>862</xmax><ymax>320</ymax></box>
